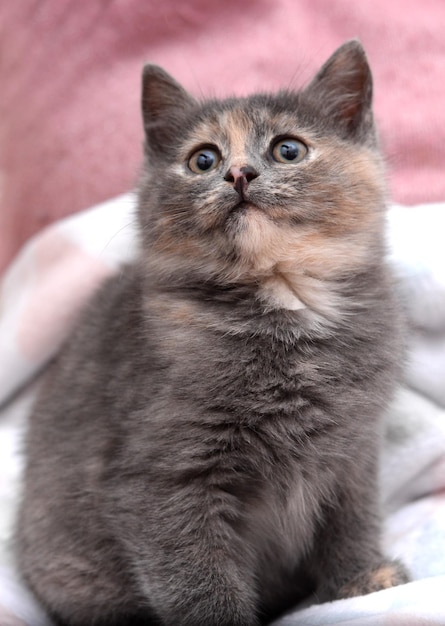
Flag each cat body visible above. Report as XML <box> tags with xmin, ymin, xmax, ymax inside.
<box><xmin>16</xmin><ymin>41</ymin><xmax>408</xmax><ymax>626</ymax></box>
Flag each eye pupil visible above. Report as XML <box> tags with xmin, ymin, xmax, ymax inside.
<box><xmin>280</xmin><ymin>142</ymin><xmax>299</xmax><ymax>160</ymax></box>
<box><xmin>197</xmin><ymin>152</ymin><xmax>214</xmax><ymax>170</ymax></box>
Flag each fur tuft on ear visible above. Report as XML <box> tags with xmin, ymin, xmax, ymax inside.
<box><xmin>141</xmin><ymin>65</ymin><xmax>196</xmax><ymax>149</ymax></box>
<box><xmin>303</xmin><ymin>40</ymin><xmax>375</xmax><ymax>144</ymax></box>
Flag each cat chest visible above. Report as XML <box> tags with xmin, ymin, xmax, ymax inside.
<box><xmin>178</xmin><ymin>334</ymin><xmax>320</xmax><ymax>418</ymax></box>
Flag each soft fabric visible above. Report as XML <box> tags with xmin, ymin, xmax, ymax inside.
<box><xmin>1</xmin><ymin>0</ymin><xmax>445</xmax><ymax>272</ymax></box>
<box><xmin>0</xmin><ymin>195</ymin><xmax>444</xmax><ymax>625</ymax></box>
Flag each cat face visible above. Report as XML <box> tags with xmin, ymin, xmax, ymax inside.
<box><xmin>138</xmin><ymin>41</ymin><xmax>386</xmax><ymax>315</ymax></box>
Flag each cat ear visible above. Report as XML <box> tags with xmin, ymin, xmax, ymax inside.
<box><xmin>141</xmin><ymin>65</ymin><xmax>196</xmax><ymax>147</ymax></box>
<box><xmin>303</xmin><ymin>40</ymin><xmax>375</xmax><ymax>143</ymax></box>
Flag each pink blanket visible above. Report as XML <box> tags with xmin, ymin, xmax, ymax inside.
<box><xmin>1</xmin><ymin>0</ymin><xmax>445</xmax><ymax>273</ymax></box>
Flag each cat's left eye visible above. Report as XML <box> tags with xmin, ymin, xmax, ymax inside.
<box><xmin>188</xmin><ymin>147</ymin><xmax>221</xmax><ymax>174</ymax></box>
<box><xmin>271</xmin><ymin>138</ymin><xmax>308</xmax><ymax>164</ymax></box>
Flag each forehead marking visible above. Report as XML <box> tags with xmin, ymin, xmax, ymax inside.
<box><xmin>223</xmin><ymin>109</ymin><xmax>252</xmax><ymax>165</ymax></box>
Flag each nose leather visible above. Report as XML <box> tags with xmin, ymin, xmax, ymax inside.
<box><xmin>224</xmin><ymin>165</ymin><xmax>259</xmax><ymax>198</ymax></box>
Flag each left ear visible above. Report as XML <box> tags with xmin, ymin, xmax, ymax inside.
<box><xmin>303</xmin><ymin>40</ymin><xmax>375</xmax><ymax>143</ymax></box>
<box><xmin>141</xmin><ymin>65</ymin><xmax>196</xmax><ymax>151</ymax></box>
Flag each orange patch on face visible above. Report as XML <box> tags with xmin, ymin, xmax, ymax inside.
<box><xmin>232</xmin><ymin>205</ymin><xmax>373</xmax><ymax>281</ymax></box>
<box><xmin>232</xmin><ymin>208</ymin><xmax>290</xmax><ymax>272</ymax></box>
<box><xmin>227</xmin><ymin>112</ymin><xmax>250</xmax><ymax>164</ymax></box>
<box><xmin>289</xmin><ymin>230</ymin><xmax>373</xmax><ymax>278</ymax></box>
<box><xmin>229</xmin><ymin>205</ymin><xmax>379</xmax><ymax>317</ymax></box>
<box><xmin>316</xmin><ymin>144</ymin><xmax>385</xmax><ymax>237</ymax></box>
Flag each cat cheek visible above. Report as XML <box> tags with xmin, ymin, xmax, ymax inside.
<box><xmin>288</xmin><ymin>231</ymin><xmax>374</xmax><ymax>279</ymax></box>
<box><xmin>192</xmin><ymin>200</ymin><xmax>231</xmax><ymax>232</ymax></box>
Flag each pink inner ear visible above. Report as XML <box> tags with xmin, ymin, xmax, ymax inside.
<box><xmin>313</xmin><ymin>44</ymin><xmax>371</xmax><ymax>127</ymax></box>
<box><xmin>16</xmin><ymin>230</ymin><xmax>114</xmax><ymax>363</ymax></box>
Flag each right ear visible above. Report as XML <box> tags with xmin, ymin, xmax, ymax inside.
<box><xmin>302</xmin><ymin>40</ymin><xmax>375</xmax><ymax>144</ymax></box>
<box><xmin>142</xmin><ymin>65</ymin><xmax>196</xmax><ymax>147</ymax></box>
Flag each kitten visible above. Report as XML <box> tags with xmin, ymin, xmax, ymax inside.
<box><xmin>16</xmin><ymin>40</ymin><xmax>409</xmax><ymax>626</ymax></box>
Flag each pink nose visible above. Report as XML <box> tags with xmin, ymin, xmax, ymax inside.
<box><xmin>224</xmin><ymin>165</ymin><xmax>259</xmax><ymax>198</ymax></box>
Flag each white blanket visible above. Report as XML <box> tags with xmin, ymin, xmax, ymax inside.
<box><xmin>1</xmin><ymin>195</ymin><xmax>444</xmax><ymax>625</ymax></box>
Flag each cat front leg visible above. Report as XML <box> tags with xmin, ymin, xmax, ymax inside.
<box><xmin>308</xmin><ymin>461</ymin><xmax>410</xmax><ymax>602</ymax></box>
<box><xmin>139</xmin><ymin>539</ymin><xmax>259</xmax><ymax>626</ymax></box>
<box><xmin>109</xmin><ymin>485</ymin><xmax>260</xmax><ymax>626</ymax></box>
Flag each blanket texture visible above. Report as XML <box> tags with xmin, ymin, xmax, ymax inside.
<box><xmin>0</xmin><ymin>196</ymin><xmax>444</xmax><ymax>625</ymax></box>
<box><xmin>1</xmin><ymin>0</ymin><xmax>445</xmax><ymax>272</ymax></box>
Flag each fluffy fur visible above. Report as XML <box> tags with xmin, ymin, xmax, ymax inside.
<box><xmin>16</xmin><ymin>41</ymin><xmax>409</xmax><ymax>626</ymax></box>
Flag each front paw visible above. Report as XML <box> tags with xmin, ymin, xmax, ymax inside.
<box><xmin>337</xmin><ymin>560</ymin><xmax>410</xmax><ymax>599</ymax></box>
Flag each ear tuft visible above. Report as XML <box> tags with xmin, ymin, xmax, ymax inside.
<box><xmin>304</xmin><ymin>40</ymin><xmax>375</xmax><ymax>143</ymax></box>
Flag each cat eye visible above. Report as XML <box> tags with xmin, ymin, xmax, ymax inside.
<box><xmin>188</xmin><ymin>147</ymin><xmax>221</xmax><ymax>174</ymax></box>
<box><xmin>271</xmin><ymin>138</ymin><xmax>308</xmax><ymax>164</ymax></box>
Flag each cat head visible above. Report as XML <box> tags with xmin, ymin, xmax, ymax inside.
<box><xmin>138</xmin><ymin>41</ymin><xmax>386</xmax><ymax>316</ymax></box>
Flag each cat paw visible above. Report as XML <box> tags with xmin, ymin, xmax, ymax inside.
<box><xmin>337</xmin><ymin>560</ymin><xmax>410</xmax><ymax>599</ymax></box>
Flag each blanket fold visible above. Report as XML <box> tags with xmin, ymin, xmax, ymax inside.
<box><xmin>1</xmin><ymin>195</ymin><xmax>444</xmax><ymax>625</ymax></box>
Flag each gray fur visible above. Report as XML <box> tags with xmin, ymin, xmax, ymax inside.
<box><xmin>15</xmin><ymin>41</ymin><xmax>409</xmax><ymax>626</ymax></box>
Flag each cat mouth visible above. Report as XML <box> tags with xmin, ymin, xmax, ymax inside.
<box><xmin>225</xmin><ymin>201</ymin><xmax>258</xmax><ymax>231</ymax></box>
<box><xmin>230</xmin><ymin>200</ymin><xmax>259</xmax><ymax>214</ymax></box>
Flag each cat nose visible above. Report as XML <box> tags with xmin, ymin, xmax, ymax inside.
<box><xmin>224</xmin><ymin>165</ymin><xmax>259</xmax><ymax>198</ymax></box>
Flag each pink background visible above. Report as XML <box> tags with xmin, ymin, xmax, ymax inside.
<box><xmin>1</xmin><ymin>0</ymin><xmax>445</xmax><ymax>273</ymax></box>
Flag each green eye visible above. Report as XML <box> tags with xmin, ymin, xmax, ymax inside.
<box><xmin>272</xmin><ymin>138</ymin><xmax>307</xmax><ymax>164</ymax></box>
<box><xmin>188</xmin><ymin>147</ymin><xmax>221</xmax><ymax>174</ymax></box>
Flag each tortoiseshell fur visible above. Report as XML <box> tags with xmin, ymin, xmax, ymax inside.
<box><xmin>16</xmin><ymin>41</ymin><xmax>409</xmax><ymax>626</ymax></box>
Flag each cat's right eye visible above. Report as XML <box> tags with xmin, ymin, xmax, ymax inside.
<box><xmin>188</xmin><ymin>147</ymin><xmax>221</xmax><ymax>174</ymax></box>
